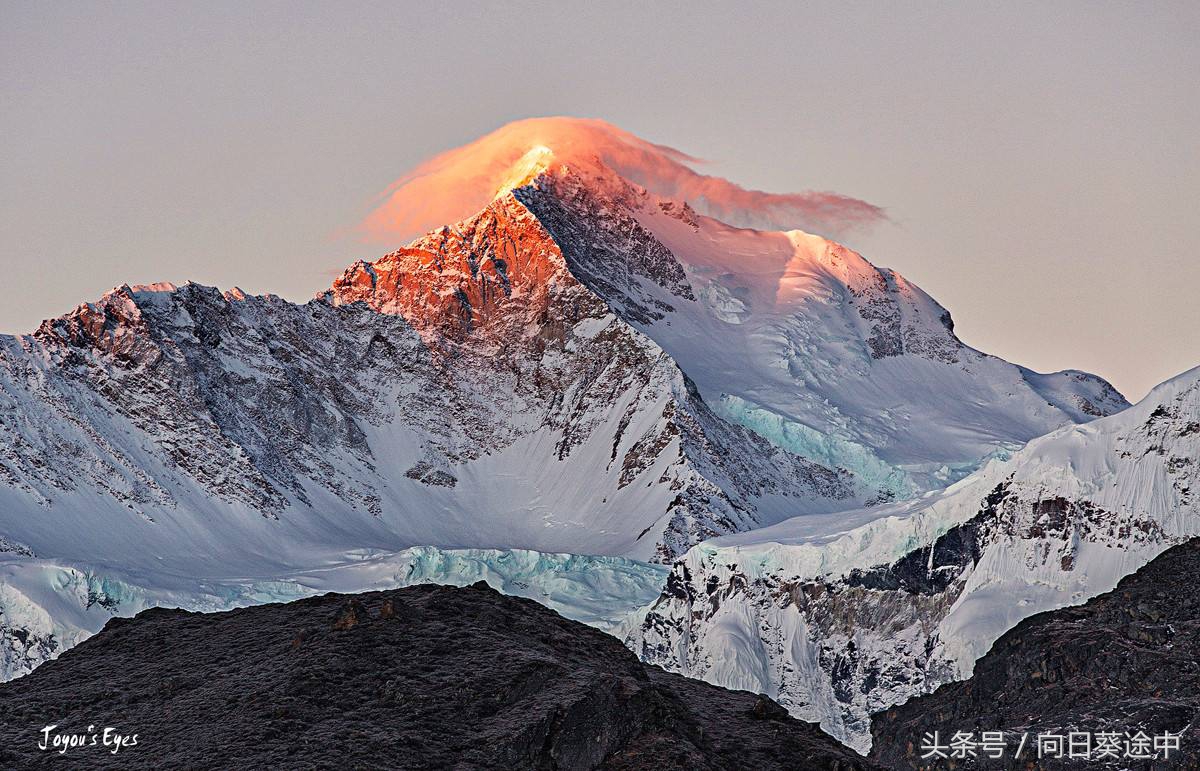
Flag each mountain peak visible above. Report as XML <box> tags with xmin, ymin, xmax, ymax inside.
<box><xmin>492</xmin><ymin>144</ymin><xmax>556</xmax><ymax>198</ymax></box>
<box><xmin>325</xmin><ymin>191</ymin><xmax>580</xmax><ymax>345</ymax></box>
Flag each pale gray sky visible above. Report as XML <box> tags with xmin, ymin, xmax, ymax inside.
<box><xmin>2</xmin><ymin>1</ymin><xmax>1196</xmax><ymax>399</ymax></box>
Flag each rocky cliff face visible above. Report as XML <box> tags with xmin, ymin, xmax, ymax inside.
<box><xmin>871</xmin><ymin>538</ymin><xmax>1200</xmax><ymax>769</ymax></box>
<box><xmin>17</xmin><ymin>282</ymin><xmax>416</xmax><ymax>519</ymax></box>
<box><xmin>0</xmin><ymin>582</ymin><xmax>877</xmax><ymax>770</ymax></box>
<box><xmin>626</xmin><ymin>367</ymin><xmax>1199</xmax><ymax>753</ymax></box>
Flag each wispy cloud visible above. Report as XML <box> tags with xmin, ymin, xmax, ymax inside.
<box><xmin>358</xmin><ymin>116</ymin><xmax>886</xmax><ymax>243</ymax></box>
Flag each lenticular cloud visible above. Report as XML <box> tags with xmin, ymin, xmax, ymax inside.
<box><xmin>358</xmin><ymin>117</ymin><xmax>885</xmax><ymax>242</ymax></box>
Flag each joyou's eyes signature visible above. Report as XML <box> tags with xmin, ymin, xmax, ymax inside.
<box><xmin>37</xmin><ymin>724</ymin><xmax>139</xmax><ymax>756</ymax></box>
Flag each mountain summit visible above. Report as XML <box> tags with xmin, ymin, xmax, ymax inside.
<box><xmin>332</xmin><ymin>136</ymin><xmax>1126</xmax><ymax>498</ymax></box>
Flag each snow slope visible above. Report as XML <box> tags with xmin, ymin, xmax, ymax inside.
<box><xmin>627</xmin><ymin>365</ymin><xmax>1199</xmax><ymax>752</ymax></box>
<box><xmin>610</xmin><ymin>186</ymin><xmax>1126</xmax><ymax>497</ymax></box>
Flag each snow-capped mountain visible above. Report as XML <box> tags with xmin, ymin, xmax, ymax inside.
<box><xmin>0</xmin><ymin>196</ymin><xmax>847</xmax><ymax>570</ymax></box>
<box><xmin>0</xmin><ymin>117</ymin><xmax>1128</xmax><ymax>681</ymax></box>
<box><xmin>626</xmin><ymin>365</ymin><xmax>1200</xmax><ymax>752</ymax></box>
<box><xmin>351</xmin><ymin>117</ymin><xmax>1128</xmax><ymax>502</ymax></box>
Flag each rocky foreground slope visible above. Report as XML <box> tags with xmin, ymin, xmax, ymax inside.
<box><xmin>0</xmin><ymin>582</ymin><xmax>875</xmax><ymax>770</ymax></box>
<box><xmin>871</xmin><ymin>538</ymin><xmax>1200</xmax><ymax>769</ymax></box>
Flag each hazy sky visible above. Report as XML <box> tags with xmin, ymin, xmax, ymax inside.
<box><xmin>2</xmin><ymin>2</ymin><xmax>1196</xmax><ymax>400</ymax></box>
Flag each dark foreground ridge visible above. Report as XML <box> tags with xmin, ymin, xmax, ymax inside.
<box><xmin>0</xmin><ymin>582</ymin><xmax>874</xmax><ymax>770</ymax></box>
<box><xmin>870</xmin><ymin>538</ymin><xmax>1200</xmax><ymax>770</ymax></box>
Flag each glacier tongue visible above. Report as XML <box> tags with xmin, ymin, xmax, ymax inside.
<box><xmin>626</xmin><ymin>365</ymin><xmax>1200</xmax><ymax>753</ymax></box>
<box><xmin>0</xmin><ymin>547</ymin><xmax>668</xmax><ymax>682</ymax></box>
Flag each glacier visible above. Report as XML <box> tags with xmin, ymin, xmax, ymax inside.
<box><xmin>0</xmin><ymin>546</ymin><xmax>668</xmax><ymax>681</ymax></box>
